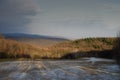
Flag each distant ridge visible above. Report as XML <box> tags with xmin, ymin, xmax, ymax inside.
<box><xmin>2</xmin><ymin>33</ymin><xmax>68</xmax><ymax>47</ymax></box>
<box><xmin>3</xmin><ymin>33</ymin><xmax>68</xmax><ymax>40</ymax></box>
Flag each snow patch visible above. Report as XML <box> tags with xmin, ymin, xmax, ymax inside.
<box><xmin>85</xmin><ymin>57</ymin><xmax>114</xmax><ymax>64</ymax></box>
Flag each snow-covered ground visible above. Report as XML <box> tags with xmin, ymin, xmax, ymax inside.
<box><xmin>0</xmin><ymin>58</ymin><xmax>120</xmax><ymax>80</ymax></box>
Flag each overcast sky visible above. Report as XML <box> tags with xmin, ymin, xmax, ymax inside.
<box><xmin>0</xmin><ymin>0</ymin><xmax>120</xmax><ymax>39</ymax></box>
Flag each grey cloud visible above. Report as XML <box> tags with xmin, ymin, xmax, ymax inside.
<box><xmin>0</xmin><ymin>0</ymin><xmax>39</xmax><ymax>15</ymax></box>
<box><xmin>0</xmin><ymin>0</ymin><xmax>39</xmax><ymax>33</ymax></box>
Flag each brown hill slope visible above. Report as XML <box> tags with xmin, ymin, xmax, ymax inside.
<box><xmin>0</xmin><ymin>38</ymin><xmax>49</xmax><ymax>59</ymax></box>
<box><xmin>47</xmin><ymin>37</ymin><xmax>116</xmax><ymax>59</ymax></box>
<box><xmin>12</xmin><ymin>38</ymin><xmax>67</xmax><ymax>47</ymax></box>
<box><xmin>3</xmin><ymin>33</ymin><xmax>68</xmax><ymax>47</ymax></box>
<box><xmin>50</xmin><ymin>37</ymin><xmax>115</xmax><ymax>52</ymax></box>
<box><xmin>0</xmin><ymin>36</ymin><xmax>117</xmax><ymax>59</ymax></box>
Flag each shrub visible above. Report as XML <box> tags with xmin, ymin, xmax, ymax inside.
<box><xmin>93</xmin><ymin>45</ymin><xmax>100</xmax><ymax>49</ymax></box>
<box><xmin>84</xmin><ymin>38</ymin><xmax>94</xmax><ymax>43</ymax></box>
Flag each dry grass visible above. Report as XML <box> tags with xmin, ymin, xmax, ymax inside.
<box><xmin>50</xmin><ymin>37</ymin><xmax>115</xmax><ymax>52</ymax></box>
<box><xmin>0</xmin><ymin>38</ymin><xmax>49</xmax><ymax>59</ymax></box>
<box><xmin>0</xmin><ymin>34</ymin><xmax>4</xmax><ymax>39</ymax></box>
<box><xmin>0</xmin><ymin>34</ymin><xmax>116</xmax><ymax>59</ymax></box>
<box><xmin>46</xmin><ymin>37</ymin><xmax>116</xmax><ymax>59</ymax></box>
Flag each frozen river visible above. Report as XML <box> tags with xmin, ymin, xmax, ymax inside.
<box><xmin>0</xmin><ymin>57</ymin><xmax>120</xmax><ymax>80</ymax></box>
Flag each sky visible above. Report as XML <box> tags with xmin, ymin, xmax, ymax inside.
<box><xmin>0</xmin><ymin>0</ymin><xmax>120</xmax><ymax>39</ymax></box>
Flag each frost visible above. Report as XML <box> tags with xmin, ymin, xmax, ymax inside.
<box><xmin>85</xmin><ymin>57</ymin><xmax>114</xmax><ymax>64</ymax></box>
<box><xmin>0</xmin><ymin>58</ymin><xmax>120</xmax><ymax>80</ymax></box>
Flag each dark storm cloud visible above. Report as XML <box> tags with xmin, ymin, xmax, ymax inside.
<box><xmin>0</xmin><ymin>0</ymin><xmax>39</xmax><ymax>33</ymax></box>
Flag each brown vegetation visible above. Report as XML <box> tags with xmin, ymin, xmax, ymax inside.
<box><xmin>11</xmin><ymin>38</ymin><xmax>67</xmax><ymax>47</ymax></box>
<box><xmin>0</xmin><ymin>35</ymin><xmax>117</xmax><ymax>59</ymax></box>
<box><xmin>46</xmin><ymin>37</ymin><xmax>115</xmax><ymax>59</ymax></box>
<box><xmin>50</xmin><ymin>37</ymin><xmax>115</xmax><ymax>52</ymax></box>
<box><xmin>0</xmin><ymin>34</ymin><xmax>4</xmax><ymax>39</ymax></box>
<box><xmin>0</xmin><ymin>38</ymin><xmax>48</xmax><ymax>59</ymax></box>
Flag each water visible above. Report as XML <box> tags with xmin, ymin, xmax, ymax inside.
<box><xmin>0</xmin><ymin>58</ymin><xmax>120</xmax><ymax>80</ymax></box>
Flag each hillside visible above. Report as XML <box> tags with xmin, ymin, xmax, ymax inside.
<box><xmin>0</xmin><ymin>35</ymin><xmax>117</xmax><ymax>59</ymax></box>
<box><xmin>3</xmin><ymin>33</ymin><xmax>68</xmax><ymax>47</ymax></box>
<box><xmin>0</xmin><ymin>34</ymin><xmax>4</xmax><ymax>39</ymax></box>
<box><xmin>50</xmin><ymin>37</ymin><xmax>115</xmax><ymax>52</ymax></box>
<box><xmin>0</xmin><ymin>38</ymin><xmax>48</xmax><ymax>59</ymax></box>
<box><xmin>47</xmin><ymin>37</ymin><xmax>116</xmax><ymax>59</ymax></box>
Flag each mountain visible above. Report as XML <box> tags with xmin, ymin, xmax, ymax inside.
<box><xmin>3</xmin><ymin>33</ymin><xmax>68</xmax><ymax>47</ymax></box>
<box><xmin>3</xmin><ymin>33</ymin><xmax>68</xmax><ymax>40</ymax></box>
